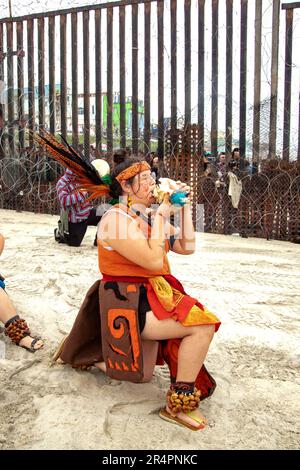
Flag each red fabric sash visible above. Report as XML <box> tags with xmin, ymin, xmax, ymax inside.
<box><xmin>146</xmin><ymin>274</ymin><xmax>205</xmax><ymax>322</ymax></box>
<box><xmin>102</xmin><ymin>273</ymin><xmax>220</xmax><ymax>330</ymax></box>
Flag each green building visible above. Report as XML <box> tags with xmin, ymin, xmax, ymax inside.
<box><xmin>102</xmin><ymin>94</ymin><xmax>144</xmax><ymax>136</ymax></box>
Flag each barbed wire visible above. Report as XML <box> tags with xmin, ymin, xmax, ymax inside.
<box><xmin>1</xmin><ymin>131</ymin><xmax>299</xmax><ymax>242</ymax></box>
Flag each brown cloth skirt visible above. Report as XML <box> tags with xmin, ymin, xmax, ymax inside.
<box><xmin>60</xmin><ymin>280</ymin><xmax>104</xmax><ymax>367</ymax></box>
<box><xmin>60</xmin><ymin>279</ymin><xmax>217</xmax><ymax>399</ymax></box>
<box><xmin>60</xmin><ymin>280</ymin><xmax>148</xmax><ymax>371</ymax></box>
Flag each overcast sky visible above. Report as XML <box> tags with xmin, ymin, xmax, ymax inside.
<box><xmin>0</xmin><ymin>0</ymin><xmax>299</xmax><ymax>156</ymax></box>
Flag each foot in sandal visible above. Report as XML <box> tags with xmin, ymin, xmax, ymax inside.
<box><xmin>4</xmin><ymin>315</ymin><xmax>44</xmax><ymax>353</ymax></box>
<box><xmin>159</xmin><ymin>384</ymin><xmax>207</xmax><ymax>431</ymax></box>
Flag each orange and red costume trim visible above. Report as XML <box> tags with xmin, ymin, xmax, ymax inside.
<box><xmin>102</xmin><ymin>273</ymin><xmax>220</xmax><ymax>331</ymax></box>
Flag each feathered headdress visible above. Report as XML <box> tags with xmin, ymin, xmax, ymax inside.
<box><xmin>33</xmin><ymin>130</ymin><xmax>111</xmax><ymax>201</ymax></box>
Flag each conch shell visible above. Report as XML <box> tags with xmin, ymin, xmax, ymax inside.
<box><xmin>152</xmin><ymin>178</ymin><xmax>179</xmax><ymax>203</ymax></box>
<box><xmin>152</xmin><ymin>178</ymin><xmax>189</xmax><ymax>206</ymax></box>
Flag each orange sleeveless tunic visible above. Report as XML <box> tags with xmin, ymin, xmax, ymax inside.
<box><xmin>98</xmin><ymin>205</ymin><xmax>170</xmax><ymax>278</ymax></box>
<box><xmin>98</xmin><ymin>204</ymin><xmax>220</xmax><ymax>331</ymax></box>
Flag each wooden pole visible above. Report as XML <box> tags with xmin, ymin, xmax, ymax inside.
<box><xmin>8</xmin><ymin>1</ymin><xmax>13</xmax><ymax>18</ymax></box>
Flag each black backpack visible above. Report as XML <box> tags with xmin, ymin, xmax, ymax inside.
<box><xmin>54</xmin><ymin>208</ymin><xmax>70</xmax><ymax>244</ymax></box>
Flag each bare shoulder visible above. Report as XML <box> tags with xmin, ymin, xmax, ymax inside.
<box><xmin>98</xmin><ymin>207</ymin><xmax>141</xmax><ymax>243</ymax></box>
<box><xmin>99</xmin><ymin>207</ymin><xmax>135</xmax><ymax>228</ymax></box>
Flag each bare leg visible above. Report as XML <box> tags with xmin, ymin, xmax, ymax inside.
<box><xmin>140</xmin><ymin>339</ymin><xmax>159</xmax><ymax>383</ymax></box>
<box><xmin>0</xmin><ymin>288</ymin><xmax>43</xmax><ymax>351</ymax></box>
<box><xmin>141</xmin><ymin>311</ymin><xmax>215</xmax><ymax>428</ymax></box>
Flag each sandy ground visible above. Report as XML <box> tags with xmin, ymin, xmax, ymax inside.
<box><xmin>0</xmin><ymin>208</ymin><xmax>299</xmax><ymax>450</ymax></box>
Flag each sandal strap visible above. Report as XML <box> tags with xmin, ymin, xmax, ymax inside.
<box><xmin>5</xmin><ymin>316</ymin><xmax>31</xmax><ymax>345</ymax></box>
<box><xmin>5</xmin><ymin>314</ymin><xmax>20</xmax><ymax>328</ymax></box>
<box><xmin>29</xmin><ymin>338</ymin><xmax>41</xmax><ymax>351</ymax></box>
<box><xmin>20</xmin><ymin>337</ymin><xmax>43</xmax><ymax>353</ymax></box>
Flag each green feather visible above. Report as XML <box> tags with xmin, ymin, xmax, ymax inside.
<box><xmin>108</xmin><ymin>198</ymin><xmax>119</xmax><ymax>206</ymax></box>
<box><xmin>101</xmin><ymin>174</ymin><xmax>112</xmax><ymax>186</ymax></box>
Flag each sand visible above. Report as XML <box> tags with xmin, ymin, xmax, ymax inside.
<box><xmin>0</xmin><ymin>208</ymin><xmax>299</xmax><ymax>450</ymax></box>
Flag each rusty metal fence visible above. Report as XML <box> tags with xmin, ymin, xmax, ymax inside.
<box><xmin>0</xmin><ymin>0</ymin><xmax>299</xmax><ymax>160</ymax></box>
<box><xmin>164</xmin><ymin>125</ymin><xmax>300</xmax><ymax>242</ymax></box>
<box><xmin>1</xmin><ymin>134</ymin><xmax>299</xmax><ymax>242</ymax></box>
<box><xmin>198</xmin><ymin>165</ymin><xmax>300</xmax><ymax>242</ymax></box>
<box><xmin>0</xmin><ymin>1</ymin><xmax>300</xmax><ymax>241</ymax></box>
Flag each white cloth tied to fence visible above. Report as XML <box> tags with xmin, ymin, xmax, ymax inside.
<box><xmin>0</xmin><ymin>80</ymin><xmax>6</xmax><ymax>105</ymax></box>
<box><xmin>228</xmin><ymin>171</ymin><xmax>242</xmax><ymax>208</ymax></box>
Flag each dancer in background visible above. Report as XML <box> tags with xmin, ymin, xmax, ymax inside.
<box><xmin>55</xmin><ymin>168</ymin><xmax>101</xmax><ymax>247</ymax></box>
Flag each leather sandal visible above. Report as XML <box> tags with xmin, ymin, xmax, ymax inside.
<box><xmin>4</xmin><ymin>315</ymin><xmax>43</xmax><ymax>353</ymax></box>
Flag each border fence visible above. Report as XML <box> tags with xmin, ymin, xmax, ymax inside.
<box><xmin>0</xmin><ymin>1</ymin><xmax>299</xmax><ymax>241</ymax></box>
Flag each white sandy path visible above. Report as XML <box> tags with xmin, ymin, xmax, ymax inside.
<box><xmin>0</xmin><ymin>208</ymin><xmax>299</xmax><ymax>450</ymax></box>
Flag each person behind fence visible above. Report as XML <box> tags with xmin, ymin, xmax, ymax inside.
<box><xmin>112</xmin><ymin>148</ymin><xmax>128</xmax><ymax>168</ymax></box>
<box><xmin>150</xmin><ymin>154</ymin><xmax>159</xmax><ymax>182</ymax></box>
<box><xmin>145</xmin><ymin>153</ymin><xmax>159</xmax><ymax>182</ymax></box>
<box><xmin>202</xmin><ymin>151</ymin><xmax>215</xmax><ymax>177</ymax></box>
<box><xmin>216</xmin><ymin>152</ymin><xmax>228</xmax><ymax>183</ymax></box>
<box><xmin>230</xmin><ymin>147</ymin><xmax>240</xmax><ymax>169</ymax></box>
<box><xmin>0</xmin><ymin>233</ymin><xmax>44</xmax><ymax>353</ymax></box>
<box><xmin>55</xmin><ymin>168</ymin><xmax>101</xmax><ymax>247</ymax></box>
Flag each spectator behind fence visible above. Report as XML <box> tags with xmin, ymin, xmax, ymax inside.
<box><xmin>229</xmin><ymin>148</ymin><xmax>252</xmax><ymax>177</ymax></box>
<box><xmin>89</xmin><ymin>145</ymin><xmax>96</xmax><ymax>162</ymax></box>
<box><xmin>203</xmin><ymin>152</ymin><xmax>218</xmax><ymax>178</ymax></box>
<box><xmin>151</xmin><ymin>154</ymin><xmax>159</xmax><ymax>182</ymax></box>
<box><xmin>216</xmin><ymin>152</ymin><xmax>227</xmax><ymax>180</ymax></box>
<box><xmin>55</xmin><ymin>169</ymin><xmax>101</xmax><ymax>247</ymax></box>
<box><xmin>112</xmin><ymin>148</ymin><xmax>128</xmax><ymax>168</ymax></box>
<box><xmin>125</xmin><ymin>146</ymin><xmax>132</xmax><ymax>157</ymax></box>
<box><xmin>231</xmin><ymin>147</ymin><xmax>240</xmax><ymax>164</ymax></box>
<box><xmin>203</xmin><ymin>152</ymin><xmax>210</xmax><ymax>176</ymax></box>
<box><xmin>0</xmin><ymin>232</ymin><xmax>44</xmax><ymax>353</ymax></box>
<box><xmin>228</xmin><ymin>148</ymin><xmax>242</xmax><ymax>176</ymax></box>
